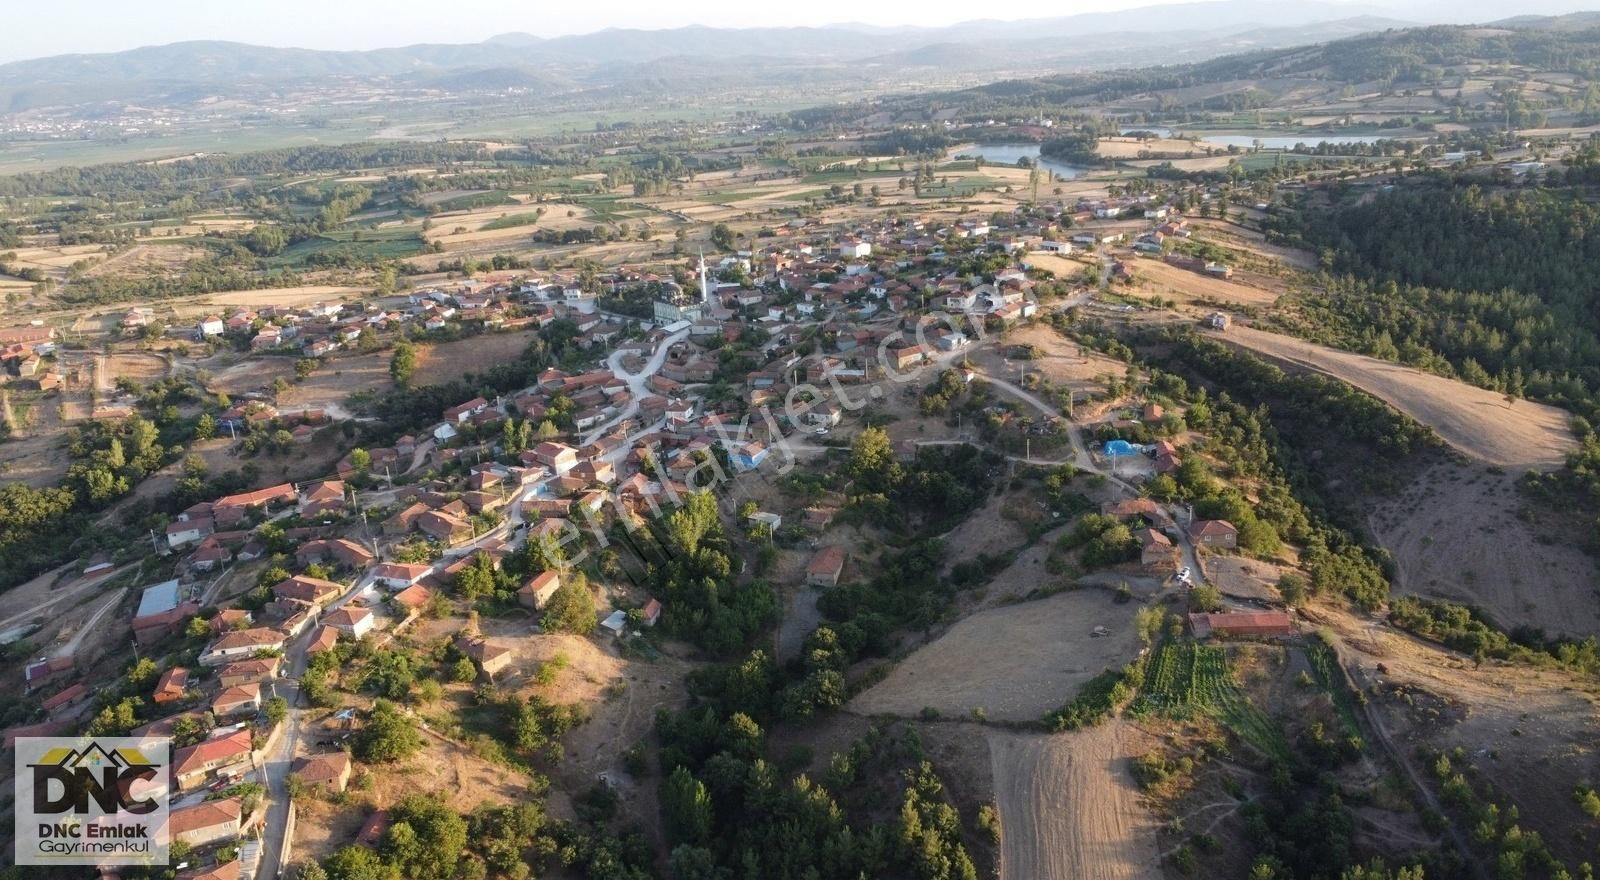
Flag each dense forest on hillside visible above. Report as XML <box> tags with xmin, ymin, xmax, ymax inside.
<box><xmin>1269</xmin><ymin>175</ymin><xmax>1600</xmax><ymax>553</ymax></box>
<box><xmin>841</xmin><ymin>23</ymin><xmax>1600</xmax><ymax>120</ymax></box>
<box><xmin>1268</xmin><ymin>181</ymin><xmax>1600</xmax><ymax>423</ymax></box>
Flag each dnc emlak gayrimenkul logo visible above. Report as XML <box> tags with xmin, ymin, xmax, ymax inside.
<box><xmin>14</xmin><ymin>736</ymin><xmax>171</xmax><ymax>866</ymax></box>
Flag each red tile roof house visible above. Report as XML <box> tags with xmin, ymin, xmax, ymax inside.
<box><xmin>4</xmin><ymin>720</ymin><xmax>68</xmax><ymax>749</ymax></box>
<box><xmin>383</xmin><ymin>501</ymin><xmax>431</xmax><ymax>536</ymax></box>
<box><xmin>889</xmin><ymin>344</ymin><xmax>927</xmax><ymax>371</ymax></box>
<box><xmin>457</xmin><ymin>637</ymin><xmax>514</xmax><ymax>679</ymax></box>
<box><xmin>295</xmin><ymin>538</ymin><xmax>375</xmax><ymax>569</ymax></box>
<box><xmin>805</xmin><ymin>546</ymin><xmax>847</xmax><ymax>588</ymax></box>
<box><xmin>1188</xmin><ymin>611</ymin><xmax>1295</xmax><ymax>639</ymax></box>
<box><xmin>518</xmin><ymin>571</ymin><xmax>562</xmax><ymax>610</ymax></box>
<box><xmin>153</xmin><ymin>667</ymin><xmax>191</xmax><ymax>704</ymax></box>
<box><xmin>211</xmin><ymin>683</ymin><xmax>262</xmax><ymax>719</ymax></box>
<box><xmin>210</xmin><ymin>483</ymin><xmax>296</xmax><ymax>526</ymax></box>
<box><xmin>1138</xmin><ymin>528</ymin><xmax>1180</xmax><ymax>568</ymax></box>
<box><xmin>1100</xmin><ymin>498</ymin><xmax>1176</xmax><ymax>531</ymax></box>
<box><xmin>306</xmin><ymin>625</ymin><xmax>340</xmax><ymax>656</ymax></box>
<box><xmin>211</xmin><ymin>609</ymin><xmax>254</xmax><ymax>633</ymax></box>
<box><xmin>272</xmin><ymin>575</ymin><xmax>344</xmax><ymax>607</ymax></box>
<box><xmin>1188</xmin><ymin>519</ymin><xmax>1239</xmax><ymax>549</ymax></box>
<box><xmin>132</xmin><ymin>602</ymin><xmax>202</xmax><ymax>647</ymax></box>
<box><xmin>532</xmin><ymin>441</ymin><xmax>580</xmax><ymax>474</ymax></box>
<box><xmin>417</xmin><ymin>510</ymin><xmax>474</xmax><ymax>545</ymax></box>
<box><xmin>190</xmin><ymin>538</ymin><xmax>233</xmax><ymax>571</ymax></box>
<box><xmin>173</xmin><ymin>728</ymin><xmax>255</xmax><ymax>790</ymax></box>
<box><xmin>168</xmin><ymin>796</ymin><xmax>242</xmax><ymax>848</ymax></box>
<box><xmin>199</xmin><ymin>627</ymin><xmax>287</xmax><ymax>666</ymax></box>
<box><xmin>373</xmin><ymin>562</ymin><xmax>432</xmax><ymax>590</ymax></box>
<box><xmin>298</xmin><ymin>479</ymin><xmax>347</xmax><ymax>513</ymax></box>
<box><xmin>443</xmin><ymin>397</ymin><xmax>491</xmax><ymax>424</ymax></box>
<box><xmin>323</xmin><ymin>606</ymin><xmax>375</xmax><ymax>640</ymax></box>
<box><xmin>42</xmin><ymin>683</ymin><xmax>89</xmax><ymax>717</ymax></box>
<box><xmin>180</xmin><ymin>860</ymin><xmax>242</xmax><ymax>880</ymax></box>
<box><xmin>217</xmin><ymin>656</ymin><xmax>281</xmax><ymax>689</ymax></box>
<box><xmin>292</xmin><ymin>751</ymin><xmax>353</xmax><ymax>794</ymax></box>
<box><xmin>392</xmin><ymin>584</ymin><xmax>433</xmax><ymax>614</ymax></box>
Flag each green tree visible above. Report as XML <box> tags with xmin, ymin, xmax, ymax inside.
<box><xmin>322</xmin><ymin>844</ymin><xmax>389</xmax><ymax>880</ymax></box>
<box><xmin>453</xmin><ymin>554</ymin><xmax>498</xmax><ymax>603</ymax></box>
<box><xmin>848</xmin><ymin>426</ymin><xmax>901</xmax><ymax>493</ymax></box>
<box><xmin>195</xmin><ymin>413</ymin><xmax>216</xmax><ymax>440</ymax></box>
<box><xmin>390</xmin><ymin>342</ymin><xmax>418</xmax><ymax>387</ymax></box>
<box><xmin>1190</xmin><ymin>585</ymin><xmax>1224</xmax><ymax>612</ymax></box>
<box><xmin>662</xmin><ymin>766</ymin><xmax>714</xmax><ymax>844</ymax></box>
<box><xmin>353</xmin><ymin>699</ymin><xmax>423</xmax><ymax>763</ymax></box>
<box><xmin>543</xmin><ymin>574</ymin><xmax>597</xmax><ymax>635</ymax></box>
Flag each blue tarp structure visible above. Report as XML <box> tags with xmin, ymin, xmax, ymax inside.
<box><xmin>1103</xmin><ymin>440</ymin><xmax>1137</xmax><ymax>457</ymax></box>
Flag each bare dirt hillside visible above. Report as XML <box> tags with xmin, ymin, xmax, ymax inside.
<box><xmin>1369</xmin><ymin>461</ymin><xmax>1600</xmax><ymax>637</ymax></box>
<box><xmin>987</xmin><ymin>724</ymin><xmax>1162</xmax><ymax>880</ymax></box>
<box><xmin>1218</xmin><ymin>324</ymin><xmax>1575</xmax><ymax>470</ymax></box>
<box><xmin>1322</xmin><ymin>609</ymin><xmax>1600</xmax><ymax>867</ymax></box>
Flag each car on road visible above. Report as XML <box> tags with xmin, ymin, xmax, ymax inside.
<box><xmin>814</xmin><ymin>428</ymin><xmax>829</xmax><ymax>436</ymax></box>
<box><xmin>1177</xmin><ymin>567</ymin><xmax>1191</xmax><ymax>580</ymax></box>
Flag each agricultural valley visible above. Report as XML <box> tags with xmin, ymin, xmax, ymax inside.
<box><xmin>1</xmin><ymin>6</ymin><xmax>1600</xmax><ymax>880</ymax></box>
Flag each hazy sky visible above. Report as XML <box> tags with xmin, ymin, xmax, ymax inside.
<box><xmin>2</xmin><ymin>0</ymin><xmax>1596</xmax><ymax>64</ymax></box>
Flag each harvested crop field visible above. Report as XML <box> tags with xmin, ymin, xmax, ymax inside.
<box><xmin>1098</xmin><ymin>136</ymin><xmax>1221</xmax><ymax>159</ymax></box>
<box><xmin>409</xmin><ymin>330</ymin><xmax>540</xmax><ymax>386</ymax></box>
<box><xmin>1218</xmin><ymin>324</ymin><xmax>1576</xmax><ymax>469</ymax></box>
<box><xmin>202</xmin><ymin>285</ymin><xmax>366</xmax><ymax>309</ymax></box>
<box><xmin>102</xmin><ymin>352</ymin><xmax>169</xmax><ymax>385</ymax></box>
<box><xmin>1369</xmin><ymin>461</ymin><xmax>1600</xmax><ymax>637</ymax></box>
<box><xmin>988</xmin><ymin>723</ymin><xmax>1161</xmax><ymax>880</ymax></box>
<box><xmin>850</xmin><ymin>590</ymin><xmax>1145</xmax><ymax>723</ymax></box>
<box><xmin>277</xmin><ymin>351</ymin><xmax>393</xmax><ymax>411</ymax></box>
<box><xmin>1130</xmin><ymin>257</ymin><xmax>1284</xmax><ymax>307</ymax></box>
<box><xmin>83</xmin><ymin>244</ymin><xmax>208</xmax><ymax>278</ymax></box>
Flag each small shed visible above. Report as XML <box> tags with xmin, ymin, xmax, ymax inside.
<box><xmin>600</xmin><ymin>610</ymin><xmax>629</xmax><ymax>638</ymax></box>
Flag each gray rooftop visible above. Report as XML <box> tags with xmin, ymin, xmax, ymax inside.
<box><xmin>134</xmin><ymin>579</ymin><xmax>181</xmax><ymax>619</ymax></box>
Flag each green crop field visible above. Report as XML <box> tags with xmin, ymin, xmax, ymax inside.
<box><xmin>1306</xmin><ymin>640</ymin><xmax>1363</xmax><ymax>740</ymax></box>
<box><xmin>268</xmin><ymin>229</ymin><xmax>425</xmax><ymax>267</ymax></box>
<box><xmin>480</xmin><ymin>212</ymin><xmax>546</xmax><ymax>232</ymax></box>
<box><xmin>1131</xmin><ymin>642</ymin><xmax>1289</xmax><ymax>761</ymax></box>
<box><xmin>431</xmin><ymin>191</ymin><xmax>517</xmax><ymax>211</ymax></box>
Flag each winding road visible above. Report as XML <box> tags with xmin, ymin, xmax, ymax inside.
<box><xmin>581</xmin><ymin>327</ymin><xmax>692</xmax><ymax>446</ymax></box>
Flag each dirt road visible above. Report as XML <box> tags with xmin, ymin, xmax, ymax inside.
<box><xmin>1217</xmin><ymin>325</ymin><xmax>1575</xmax><ymax>470</ymax></box>
<box><xmin>987</xmin><ymin>723</ymin><xmax>1161</xmax><ymax>880</ymax></box>
<box><xmin>52</xmin><ymin>588</ymin><xmax>125</xmax><ymax>659</ymax></box>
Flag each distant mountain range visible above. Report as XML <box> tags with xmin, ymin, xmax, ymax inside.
<box><xmin>0</xmin><ymin>0</ymin><xmax>1420</xmax><ymax>113</ymax></box>
<box><xmin>4</xmin><ymin>2</ymin><xmax>1598</xmax><ymax>117</ymax></box>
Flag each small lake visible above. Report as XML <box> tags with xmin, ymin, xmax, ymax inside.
<box><xmin>951</xmin><ymin>143</ymin><xmax>1091</xmax><ymax>179</ymax></box>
